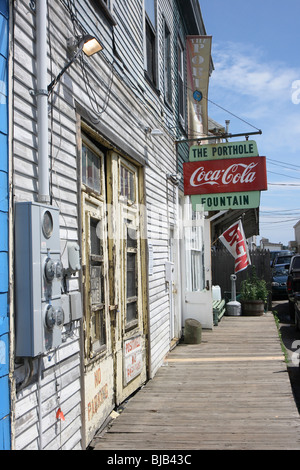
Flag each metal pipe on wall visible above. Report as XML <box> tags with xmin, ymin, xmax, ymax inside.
<box><xmin>36</xmin><ymin>0</ymin><xmax>50</xmax><ymax>203</ymax></box>
<box><xmin>36</xmin><ymin>0</ymin><xmax>48</xmax><ymax>450</ymax></box>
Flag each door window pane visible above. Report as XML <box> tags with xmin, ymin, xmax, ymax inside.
<box><xmin>120</xmin><ymin>165</ymin><xmax>135</xmax><ymax>202</ymax></box>
<box><xmin>125</xmin><ymin>221</ymin><xmax>138</xmax><ymax>328</ymax></box>
<box><xmin>127</xmin><ymin>253</ymin><xmax>137</xmax><ymax>298</ymax></box>
<box><xmin>185</xmin><ymin>215</ymin><xmax>205</xmax><ymax>292</ymax></box>
<box><xmin>90</xmin><ymin>218</ymin><xmax>103</xmax><ymax>256</ymax></box>
<box><xmin>91</xmin><ymin>309</ymin><xmax>106</xmax><ymax>352</ymax></box>
<box><xmin>126</xmin><ymin>302</ymin><xmax>137</xmax><ymax>324</ymax></box>
<box><xmin>82</xmin><ymin>143</ymin><xmax>101</xmax><ymax>193</ymax></box>
<box><xmin>89</xmin><ymin>217</ymin><xmax>106</xmax><ymax>352</ymax></box>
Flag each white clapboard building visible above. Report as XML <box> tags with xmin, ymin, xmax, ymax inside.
<box><xmin>9</xmin><ymin>0</ymin><xmax>215</xmax><ymax>449</ymax></box>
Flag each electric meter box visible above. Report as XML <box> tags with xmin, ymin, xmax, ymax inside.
<box><xmin>15</xmin><ymin>202</ymin><xmax>63</xmax><ymax>357</ymax></box>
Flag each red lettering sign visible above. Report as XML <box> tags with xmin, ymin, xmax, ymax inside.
<box><xmin>183</xmin><ymin>156</ymin><xmax>267</xmax><ymax>195</ymax></box>
<box><xmin>219</xmin><ymin>221</ymin><xmax>251</xmax><ymax>274</ymax></box>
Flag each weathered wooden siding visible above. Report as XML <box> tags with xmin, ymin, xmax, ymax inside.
<box><xmin>0</xmin><ymin>0</ymin><xmax>10</xmax><ymax>450</ymax></box>
<box><xmin>12</xmin><ymin>0</ymin><xmax>83</xmax><ymax>450</ymax></box>
<box><xmin>12</xmin><ymin>0</ymin><xmax>203</xmax><ymax>448</ymax></box>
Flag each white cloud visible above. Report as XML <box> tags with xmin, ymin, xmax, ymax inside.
<box><xmin>208</xmin><ymin>41</ymin><xmax>300</xmax><ymax>159</ymax></box>
<box><xmin>210</xmin><ymin>41</ymin><xmax>300</xmax><ymax>102</ymax></box>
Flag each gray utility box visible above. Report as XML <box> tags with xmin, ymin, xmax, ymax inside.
<box><xmin>15</xmin><ymin>202</ymin><xmax>63</xmax><ymax>357</ymax></box>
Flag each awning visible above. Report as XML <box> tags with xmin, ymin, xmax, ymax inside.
<box><xmin>209</xmin><ymin>207</ymin><xmax>259</xmax><ymax>243</ymax></box>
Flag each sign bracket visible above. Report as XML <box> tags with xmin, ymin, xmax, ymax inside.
<box><xmin>176</xmin><ymin>130</ymin><xmax>262</xmax><ymax>144</ymax></box>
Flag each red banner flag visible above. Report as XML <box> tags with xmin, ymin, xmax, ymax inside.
<box><xmin>219</xmin><ymin>220</ymin><xmax>251</xmax><ymax>273</ymax></box>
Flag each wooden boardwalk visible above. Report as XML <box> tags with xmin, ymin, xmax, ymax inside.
<box><xmin>92</xmin><ymin>313</ymin><xmax>300</xmax><ymax>450</ymax></box>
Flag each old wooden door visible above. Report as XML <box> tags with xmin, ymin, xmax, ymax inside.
<box><xmin>81</xmin><ymin>137</ymin><xmax>147</xmax><ymax>445</ymax></box>
<box><xmin>108</xmin><ymin>154</ymin><xmax>147</xmax><ymax>405</ymax></box>
<box><xmin>81</xmin><ymin>137</ymin><xmax>114</xmax><ymax>446</ymax></box>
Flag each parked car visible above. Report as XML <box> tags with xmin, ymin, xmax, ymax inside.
<box><xmin>271</xmin><ymin>251</ymin><xmax>294</xmax><ymax>267</ymax></box>
<box><xmin>287</xmin><ymin>255</ymin><xmax>300</xmax><ymax>322</ymax></box>
<box><xmin>270</xmin><ymin>250</ymin><xmax>293</xmax><ymax>266</ymax></box>
<box><xmin>295</xmin><ymin>294</ymin><xmax>300</xmax><ymax>330</ymax></box>
<box><xmin>271</xmin><ymin>264</ymin><xmax>289</xmax><ymax>299</ymax></box>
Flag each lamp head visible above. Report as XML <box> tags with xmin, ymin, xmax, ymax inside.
<box><xmin>48</xmin><ymin>34</ymin><xmax>103</xmax><ymax>95</ymax></box>
<box><xmin>81</xmin><ymin>35</ymin><xmax>103</xmax><ymax>56</ymax></box>
<box><xmin>67</xmin><ymin>34</ymin><xmax>103</xmax><ymax>57</ymax></box>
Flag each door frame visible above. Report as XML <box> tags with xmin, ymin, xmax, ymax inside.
<box><xmin>180</xmin><ymin>196</ymin><xmax>213</xmax><ymax>330</ymax></box>
<box><xmin>77</xmin><ymin>124</ymin><xmax>149</xmax><ymax>446</ymax></box>
<box><xmin>107</xmin><ymin>153</ymin><xmax>148</xmax><ymax>404</ymax></box>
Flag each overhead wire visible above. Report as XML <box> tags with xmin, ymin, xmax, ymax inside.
<box><xmin>268</xmin><ymin>170</ymin><xmax>300</xmax><ymax>180</ymax></box>
<box><xmin>205</xmin><ymin>95</ymin><xmax>262</xmax><ymax>132</ymax></box>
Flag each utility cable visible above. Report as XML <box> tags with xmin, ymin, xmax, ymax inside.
<box><xmin>268</xmin><ymin>170</ymin><xmax>300</xmax><ymax>180</ymax></box>
<box><xmin>204</xmin><ymin>96</ymin><xmax>262</xmax><ymax>132</ymax></box>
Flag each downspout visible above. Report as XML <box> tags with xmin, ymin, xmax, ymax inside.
<box><xmin>36</xmin><ymin>0</ymin><xmax>50</xmax><ymax>204</ymax></box>
<box><xmin>36</xmin><ymin>0</ymin><xmax>49</xmax><ymax>450</ymax></box>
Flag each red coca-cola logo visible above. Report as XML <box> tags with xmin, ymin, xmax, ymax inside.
<box><xmin>183</xmin><ymin>156</ymin><xmax>267</xmax><ymax>195</ymax></box>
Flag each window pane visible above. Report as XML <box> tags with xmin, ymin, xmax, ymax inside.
<box><xmin>93</xmin><ymin>153</ymin><xmax>101</xmax><ymax>192</ymax></box>
<box><xmin>120</xmin><ymin>165</ymin><xmax>135</xmax><ymax>201</ymax></box>
<box><xmin>127</xmin><ymin>253</ymin><xmax>137</xmax><ymax>298</ymax></box>
<box><xmin>127</xmin><ymin>302</ymin><xmax>137</xmax><ymax>324</ymax></box>
<box><xmin>185</xmin><ymin>224</ymin><xmax>205</xmax><ymax>292</ymax></box>
<box><xmin>91</xmin><ymin>309</ymin><xmax>106</xmax><ymax>351</ymax></box>
<box><xmin>82</xmin><ymin>144</ymin><xmax>101</xmax><ymax>193</ymax></box>
<box><xmin>90</xmin><ymin>218</ymin><xmax>102</xmax><ymax>256</ymax></box>
<box><xmin>87</xmin><ymin>149</ymin><xmax>94</xmax><ymax>188</ymax></box>
<box><xmin>145</xmin><ymin>0</ymin><xmax>155</xmax><ymax>27</ymax></box>
<box><xmin>178</xmin><ymin>43</ymin><xmax>184</xmax><ymax>119</ymax></box>
<box><xmin>90</xmin><ymin>265</ymin><xmax>103</xmax><ymax>304</ymax></box>
<box><xmin>82</xmin><ymin>145</ymin><xmax>87</xmax><ymax>185</ymax></box>
<box><xmin>127</xmin><ymin>226</ymin><xmax>137</xmax><ymax>248</ymax></box>
<box><xmin>164</xmin><ymin>25</ymin><xmax>172</xmax><ymax>104</ymax></box>
<box><xmin>146</xmin><ymin>21</ymin><xmax>155</xmax><ymax>84</ymax></box>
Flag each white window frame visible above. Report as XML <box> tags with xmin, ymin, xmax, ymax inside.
<box><xmin>144</xmin><ymin>0</ymin><xmax>158</xmax><ymax>89</ymax></box>
<box><xmin>164</xmin><ymin>20</ymin><xmax>172</xmax><ymax>105</ymax></box>
<box><xmin>177</xmin><ymin>38</ymin><xmax>185</xmax><ymax>126</ymax></box>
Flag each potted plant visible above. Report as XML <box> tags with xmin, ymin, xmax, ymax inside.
<box><xmin>240</xmin><ymin>266</ymin><xmax>269</xmax><ymax>316</ymax></box>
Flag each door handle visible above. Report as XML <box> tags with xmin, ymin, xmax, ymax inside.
<box><xmin>206</xmin><ymin>280</ymin><xmax>210</xmax><ymax>291</ymax></box>
<box><xmin>109</xmin><ymin>305</ymin><xmax>118</xmax><ymax>311</ymax></box>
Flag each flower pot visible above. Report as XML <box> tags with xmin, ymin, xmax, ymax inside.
<box><xmin>242</xmin><ymin>300</ymin><xmax>265</xmax><ymax>316</ymax></box>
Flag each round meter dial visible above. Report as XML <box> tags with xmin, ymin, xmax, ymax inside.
<box><xmin>45</xmin><ymin>304</ymin><xmax>56</xmax><ymax>330</ymax></box>
<box><xmin>56</xmin><ymin>307</ymin><xmax>64</xmax><ymax>328</ymax></box>
<box><xmin>45</xmin><ymin>258</ymin><xmax>56</xmax><ymax>282</ymax></box>
<box><xmin>42</xmin><ymin>210</ymin><xmax>53</xmax><ymax>239</ymax></box>
<box><xmin>55</xmin><ymin>261</ymin><xmax>63</xmax><ymax>280</ymax></box>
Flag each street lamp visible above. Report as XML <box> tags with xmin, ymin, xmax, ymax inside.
<box><xmin>47</xmin><ymin>34</ymin><xmax>103</xmax><ymax>95</ymax></box>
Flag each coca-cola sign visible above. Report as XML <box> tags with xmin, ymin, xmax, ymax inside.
<box><xmin>183</xmin><ymin>156</ymin><xmax>267</xmax><ymax>195</ymax></box>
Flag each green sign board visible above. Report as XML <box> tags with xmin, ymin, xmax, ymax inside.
<box><xmin>191</xmin><ymin>191</ymin><xmax>261</xmax><ymax>212</ymax></box>
<box><xmin>189</xmin><ymin>140</ymin><xmax>259</xmax><ymax>161</ymax></box>
<box><xmin>189</xmin><ymin>140</ymin><xmax>260</xmax><ymax>211</ymax></box>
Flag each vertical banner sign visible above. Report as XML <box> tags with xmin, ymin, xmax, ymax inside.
<box><xmin>219</xmin><ymin>220</ymin><xmax>251</xmax><ymax>274</ymax></box>
<box><xmin>186</xmin><ymin>36</ymin><xmax>212</xmax><ymax>139</ymax></box>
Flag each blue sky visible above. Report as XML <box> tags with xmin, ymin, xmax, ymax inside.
<box><xmin>200</xmin><ymin>0</ymin><xmax>300</xmax><ymax>246</ymax></box>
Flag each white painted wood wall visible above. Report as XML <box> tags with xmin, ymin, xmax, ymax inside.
<box><xmin>11</xmin><ymin>0</ymin><xmax>202</xmax><ymax>449</ymax></box>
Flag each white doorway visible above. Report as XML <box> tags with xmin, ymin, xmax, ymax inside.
<box><xmin>181</xmin><ymin>197</ymin><xmax>213</xmax><ymax>329</ymax></box>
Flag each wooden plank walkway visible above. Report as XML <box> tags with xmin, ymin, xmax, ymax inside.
<box><xmin>92</xmin><ymin>313</ymin><xmax>300</xmax><ymax>450</ymax></box>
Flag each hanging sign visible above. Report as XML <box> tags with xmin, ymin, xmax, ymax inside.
<box><xmin>189</xmin><ymin>140</ymin><xmax>259</xmax><ymax>161</ymax></box>
<box><xmin>191</xmin><ymin>191</ymin><xmax>261</xmax><ymax>212</ymax></box>
<box><xmin>183</xmin><ymin>156</ymin><xmax>267</xmax><ymax>196</ymax></box>
<box><xmin>219</xmin><ymin>220</ymin><xmax>251</xmax><ymax>274</ymax></box>
<box><xmin>189</xmin><ymin>140</ymin><xmax>262</xmax><ymax>209</ymax></box>
<box><xmin>186</xmin><ymin>36</ymin><xmax>212</xmax><ymax>138</ymax></box>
